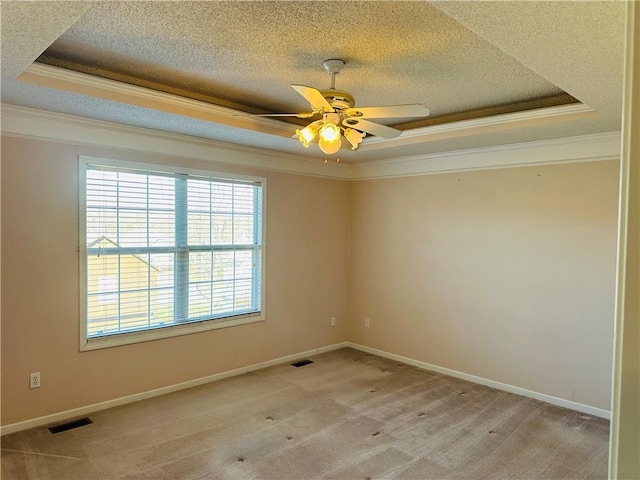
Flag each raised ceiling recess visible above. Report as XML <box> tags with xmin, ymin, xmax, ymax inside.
<box><xmin>1</xmin><ymin>1</ymin><xmax>624</xmax><ymax>163</ymax></box>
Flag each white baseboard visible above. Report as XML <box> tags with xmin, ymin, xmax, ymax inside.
<box><xmin>1</xmin><ymin>340</ymin><xmax>609</xmax><ymax>435</ymax></box>
<box><xmin>0</xmin><ymin>342</ymin><xmax>349</xmax><ymax>436</ymax></box>
<box><xmin>345</xmin><ymin>342</ymin><xmax>611</xmax><ymax>420</ymax></box>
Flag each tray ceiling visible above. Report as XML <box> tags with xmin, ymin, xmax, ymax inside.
<box><xmin>0</xmin><ymin>1</ymin><xmax>626</xmax><ymax>164</ymax></box>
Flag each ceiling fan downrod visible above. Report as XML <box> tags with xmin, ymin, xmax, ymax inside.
<box><xmin>322</xmin><ymin>59</ymin><xmax>345</xmax><ymax>89</ymax></box>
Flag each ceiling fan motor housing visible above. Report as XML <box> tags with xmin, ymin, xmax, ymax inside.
<box><xmin>320</xmin><ymin>89</ymin><xmax>355</xmax><ymax>110</ymax></box>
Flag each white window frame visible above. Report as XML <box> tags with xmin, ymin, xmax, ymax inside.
<box><xmin>79</xmin><ymin>156</ymin><xmax>266</xmax><ymax>351</ymax></box>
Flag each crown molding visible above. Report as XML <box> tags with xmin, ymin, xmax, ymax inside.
<box><xmin>361</xmin><ymin>103</ymin><xmax>597</xmax><ymax>151</ymax></box>
<box><xmin>17</xmin><ymin>63</ymin><xmax>296</xmax><ymax>138</ymax></box>
<box><xmin>0</xmin><ymin>104</ymin><xmax>350</xmax><ymax>179</ymax></box>
<box><xmin>18</xmin><ymin>64</ymin><xmax>599</xmax><ymax>157</ymax></box>
<box><xmin>1</xmin><ymin>104</ymin><xmax>620</xmax><ymax>181</ymax></box>
<box><xmin>350</xmin><ymin>131</ymin><xmax>621</xmax><ymax>180</ymax></box>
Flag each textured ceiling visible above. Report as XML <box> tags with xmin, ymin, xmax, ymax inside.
<box><xmin>0</xmin><ymin>1</ymin><xmax>627</xmax><ymax>164</ymax></box>
<box><xmin>37</xmin><ymin>1</ymin><xmax>569</xmax><ymax>121</ymax></box>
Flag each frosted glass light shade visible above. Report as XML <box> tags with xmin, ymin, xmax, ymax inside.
<box><xmin>319</xmin><ymin>123</ymin><xmax>340</xmax><ymax>142</ymax></box>
<box><xmin>295</xmin><ymin>125</ymin><xmax>317</xmax><ymax>148</ymax></box>
<box><xmin>318</xmin><ymin>136</ymin><xmax>342</xmax><ymax>154</ymax></box>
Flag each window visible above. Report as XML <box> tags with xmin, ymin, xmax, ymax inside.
<box><xmin>79</xmin><ymin>157</ymin><xmax>265</xmax><ymax>350</ymax></box>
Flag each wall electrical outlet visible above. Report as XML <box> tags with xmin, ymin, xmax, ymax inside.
<box><xmin>365</xmin><ymin>318</ymin><xmax>370</xmax><ymax>328</ymax></box>
<box><xmin>30</xmin><ymin>372</ymin><xmax>41</xmax><ymax>389</ymax></box>
<box><xmin>331</xmin><ymin>316</ymin><xmax>337</xmax><ymax>327</ymax></box>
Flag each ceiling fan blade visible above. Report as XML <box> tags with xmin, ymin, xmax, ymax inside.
<box><xmin>291</xmin><ymin>85</ymin><xmax>333</xmax><ymax>112</ymax></box>
<box><xmin>345</xmin><ymin>104</ymin><xmax>430</xmax><ymax>119</ymax></box>
<box><xmin>342</xmin><ymin>118</ymin><xmax>402</xmax><ymax>139</ymax></box>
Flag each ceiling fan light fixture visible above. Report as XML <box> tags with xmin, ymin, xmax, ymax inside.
<box><xmin>295</xmin><ymin>123</ymin><xmax>319</xmax><ymax>147</ymax></box>
<box><xmin>344</xmin><ymin>128</ymin><xmax>365</xmax><ymax>150</ymax></box>
<box><xmin>318</xmin><ymin>135</ymin><xmax>342</xmax><ymax>155</ymax></box>
<box><xmin>319</xmin><ymin>122</ymin><xmax>341</xmax><ymax>142</ymax></box>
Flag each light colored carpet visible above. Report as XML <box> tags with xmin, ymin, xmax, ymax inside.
<box><xmin>1</xmin><ymin>348</ymin><xmax>609</xmax><ymax>479</ymax></box>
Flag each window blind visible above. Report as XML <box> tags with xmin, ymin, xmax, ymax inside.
<box><xmin>84</xmin><ymin>164</ymin><xmax>263</xmax><ymax>339</ymax></box>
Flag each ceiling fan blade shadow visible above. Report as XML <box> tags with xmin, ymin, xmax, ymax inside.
<box><xmin>291</xmin><ymin>85</ymin><xmax>333</xmax><ymax>112</ymax></box>
<box><xmin>343</xmin><ymin>118</ymin><xmax>402</xmax><ymax>139</ymax></box>
<box><xmin>345</xmin><ymin>104</ymin><xmax>430</xmax><ymax>119</ymax></box>
<box><xmin>252</xmin><ymin>112</ymin><xmax>316</xmax><ymax>118</ymax></box>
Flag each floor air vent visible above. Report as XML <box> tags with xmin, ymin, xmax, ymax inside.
<box><xmin>291</xmin><ymin>359</ymin><xmax>314</xmax><ymax>368</ymax></box>
<box><xmin>48</xmin><ymin>417</ymin><xmax>93</xmax><ymax>434</ymax></box>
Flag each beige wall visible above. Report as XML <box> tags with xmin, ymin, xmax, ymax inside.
<box><xmin>349</xmin><ymin>161</ymin><xmax>619</xmax><ymax>410</ymax></box>
<box><xmin>1</xmin><ymin>136</ymin><xmax>350</xmax><ymax>425</ymax></box>
<box><xmin>1</xmin><ymin>134</ymin><xmax>620</xmax><ymax>427</ymax></box>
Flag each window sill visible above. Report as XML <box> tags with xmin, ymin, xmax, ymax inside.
<box><xmin>80</xmin><ymin>313</ymin><xmax>264</xmax><ymax>351</ymax></box>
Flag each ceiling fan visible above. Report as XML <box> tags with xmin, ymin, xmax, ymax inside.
<box><xmin>257</xmin><ymin>59</ymin><xmax>431</xmax><ymax>155</ymax></box>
